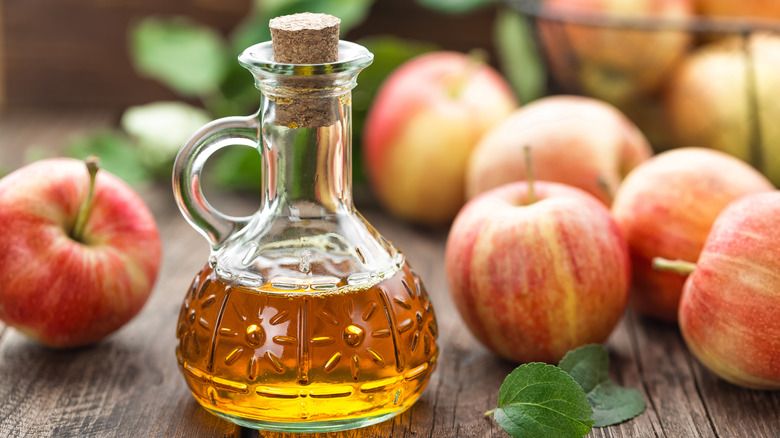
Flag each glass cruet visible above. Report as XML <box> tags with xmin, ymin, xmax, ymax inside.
<box><xmin>171</xmin><ymin>32</ymin><xmax>439</xmax><ymax>432</ymax></box>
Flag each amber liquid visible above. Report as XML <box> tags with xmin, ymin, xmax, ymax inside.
<box><xmin>175</xmin><ymin>261</ymin><xmax>438</xmax><ymax>429</ymax></box>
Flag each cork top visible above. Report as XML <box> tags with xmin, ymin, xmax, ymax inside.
<box><xmin>270</xmin><ymin>13</ymin><xmax>340</xmax><ymax>64</ymax></box>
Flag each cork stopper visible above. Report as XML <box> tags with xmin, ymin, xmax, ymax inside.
<box><xmin>270</xmin><ymin>13</ymin><xmax>340</xmax><ymax>64</ymax></box>
<box><xmin>268</xmin><ymin>13</ymin><xmax>341</xmax><ymax>128</ymax></box>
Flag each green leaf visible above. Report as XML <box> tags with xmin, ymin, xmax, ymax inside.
<box><xmin>559</xmin><ymin>345</ymin><xmax>647</xmax><ymax>427</ymax></box>
<box><xmin>66</xmin><ymin>131</ymin><xmax>151</xmax><ymax>185</ymax></box>
<box><xmin>210</xmin><ymin>148</ymin><xmax>264</xmax><ymax>191</ymax></box>
<box><xmin>417</xmin><ymin>0</ymin><xmax>500</xmax><ymax>14</ymax></box>
<box><xmin>494</xmin><ymin>6</ymin><xmax>546</xmax><ymax>103</ymax></box>
<box><xmin>491</xmin><ymin>363</ymin><xmax>594</xmax><ymax>438</ymax></box>
<box><xmin>130</xmin><ymin>17</ymin><xmax>229</xmax><ymax>97</ymax></box>
<box><xmin>121</xmin><ymin>101</ymin><xmax>211</xmax><ymax>172</ymax></box>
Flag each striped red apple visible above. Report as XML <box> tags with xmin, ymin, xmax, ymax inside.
<box><xmin>363</xmin><ymin>51</ymin><xmax>517</xmax><ymax>225</ymax></box>
<box><xmin>466</xmin><ymin>95</ymin><xmax>652</xmax><ymax>206</ymax></box>
<box><xmin>0</xmin><ymin>157</ymin><xmax>161</xmax><ymax>348</ymax></box>
<box><xmin>657</xmin><ymin>192</ymin><xmax>780</xmax><ymax>389</ymax></box>
<box><xmin>445</xmin><ymin>180</ymin><xmax>629</xmax><ymax>364</ymax></box>
<box><xmin>611</xmin><ymin>148</ymin><xmax>773</xmax><ymax>322</ymax></box>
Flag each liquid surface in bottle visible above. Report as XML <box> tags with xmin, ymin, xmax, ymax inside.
<box><xmin>175</xmin><ymin>261</ymin><xmax>438</xmax><ymax>427</ymax></box>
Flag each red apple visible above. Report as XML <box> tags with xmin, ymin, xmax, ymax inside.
<box><xmin>666</xmin><ymin>33</ymin><xmax>780</xmax><ymax>186</ymax></box>
<box><xmin>363</xmin><ymin>51</ymin><xmax>518</xmax><ymax>225</ymax></box>
<box><xmin>611</xmin><ymin>147</ymin><xmax>773</xmax><ymax>322</ymax></box>
<box><xmin>446</xmin><ymin>181</ymin><xmax>630</xmax><ymax>364</ymax></box>
<box><xmin>538</xmin><ymin>0</ymin><xmax>693</xmax><ymax>106</ymax></box>
<box><xmin>466</xmin><ymin>95</ymin><xmax>652</xmax><ymax>206</ymax></box>
<box><xmin>0</xmin><ymin>157</ymin><xmax>162</xmax><ymax>348</ymax></box>
<box><xmin>667</xmin><ymin>192</ymin><xmax>780</xmax><ymax>389</ymax></box>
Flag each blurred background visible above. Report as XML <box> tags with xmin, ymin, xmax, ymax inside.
<box><xmin>2</xmin><ymin>0</ymin><xmax>780</xmax><ymax>221</ymax></box>
<box><xmin>0</xmin><ymin>0</ymin><xmax>498</xmax><ymax>109</ymax></box>
<box><xmin>0</xmin><ymin>0</ymin><xmax>502</xmax><ymax>191</ymax></box>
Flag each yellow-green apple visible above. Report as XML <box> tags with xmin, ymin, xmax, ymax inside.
<box><xmin>538</xmin><ymin>0</ymin><xmax>693</xmax><ymax>106</ymax></box>
<box><xmin>445</xmin><ymin>181</ymin><xmax>629</xmax><ymax>364</ymax></box>
<box><xmin>657</xmin><ymin>192</ymin><xmax>780</xmax><ymax>389</ymax></box>
<box><xmin>666</xmin><ymin>33</ymin><xmax>780</xmax><ymax>185</ymax></box>
<box><xmin>465</xmin><ymin>95</ymin><xmax>652</xmax><ymax>206</ymax></box>
<box><xmin>696</xmin><ymin>0</ymin><xmax>780</xmax><ymax>21</ymax></box>
<box><xmin>0</xmin><ymin>157</ymin><xmax>161</xmax><ymax>348</ymax></box>
<box><xmin>363</xmin><ymin>51</ymin><xmax>518</xmax><ymax>225</ymax></box>
<box><xmin>611</xmin><ymin>148</ymin><xmax>773</xmax><ymax>322</ymax></box>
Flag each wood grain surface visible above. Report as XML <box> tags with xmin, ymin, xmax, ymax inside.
<box><xmin>1</xmin><ymin>111</ymin><xmax>779</xmax><ymax>437</ymax></box>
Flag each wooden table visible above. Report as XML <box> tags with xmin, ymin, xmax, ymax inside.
<box><xmin>1</xmin><ymin>110</ymin><xmax>778</xmax><ymax>438</ymax></box>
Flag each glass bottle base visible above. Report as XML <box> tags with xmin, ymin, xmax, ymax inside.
<box><xmin>200</xmin><ymin>397</ymin><xmax>416</xmax><ymax>432</ymax></box>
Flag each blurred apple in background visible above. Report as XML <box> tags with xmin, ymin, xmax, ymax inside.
<box><xmin>673</xmin><ymin>192</ymin><xmax>780</xmax><ymax>389</ymax></box>
<box><xmin>466</xmin><ymin>95</ymin><xmax>652</xmax><ymax>205</ymax></box>
<box><xmin>611</xmin><ymin>148</ymin><xmax>773</xmax><ymax>322</ymax></box>
<box><xmin>0</xmin><ymin>158</ymin><xmax>162</xmax><ymax>348</ymax></box>
<box><xmin>696</xmin><ymin>0</ymin><xmax>780</xmax><ymax>21</ymax></box>
<box><xmin>538</xmin><ymin>0</ymin><xmax>693</xmax><ymax>107</ymax></box>
<box><xmin>666</xmin><ymin>33</ymin><xmax>780</xmax><ymax>186</ymax></box>
<box><xmin>363</xmin><ymin>51</ymin><xmax>518</xmax><ymax>225</ymax></box>
<box><xmin>446</xmin><ymin>181</ymin><xmax>629</xmax><ymax>364</ymax></box>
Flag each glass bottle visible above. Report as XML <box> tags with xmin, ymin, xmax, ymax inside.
<box><xmin>172</xmin><ymin>39</ymin><xmax>438</xmax><ymax>432</ymax></box>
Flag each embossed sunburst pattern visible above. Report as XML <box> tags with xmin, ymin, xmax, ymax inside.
<box><xmin>175</xmin><ymin>261</ymin><xmax>438</xmax><ymax>423</ymax></box>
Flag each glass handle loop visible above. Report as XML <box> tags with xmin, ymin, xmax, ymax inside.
<box><xmin>172</xmin><ymin>113</ymin><xmax>260</xmax><ymax>248</ymax></box>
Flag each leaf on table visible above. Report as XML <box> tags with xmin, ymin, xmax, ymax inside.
<box><xmin>121</xmin><ymin>101</ymin><xmax>211</xmax><ymax>172</ymax></box>
<box><xmin>66</xmin><ymin>131</ymin><xmax>151</xmax><ymax>186</ymax></box>
<box><xmin>417</xmin><ymin>0</ymin><xmax>500</xmax><ymax>14</ymax></box>
<box><xmin>494</xmin><ymin>6</ymin><xmax>546</xmax><ymax>103</ymax></box>
<box><xmin>558</xmin><ymin>344</ymin><xmax>647</xmax><ymax>427</ymax></box>
<box><xmin>492</xmin><ymin>362</ymin><xmax>594</xmax><ymax>438</ymax></box>
<box><xmin>130</xmin><ymin>16</ymin><xmax>229</xmax><ymax>98</ymax></box>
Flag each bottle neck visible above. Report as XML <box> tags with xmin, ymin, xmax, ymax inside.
<box><xmin>260</xmin><ymin>89</ymin><xmax>353</xmax><ymax>218</ymax></box>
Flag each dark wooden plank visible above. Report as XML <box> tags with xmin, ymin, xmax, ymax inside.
<box><xmin>4</xmin><ymin>0</ymin><xmax>251</xmax><ymax>108</ymax></box>
<box><xmin>0</xmin><ymin>186</ymin><xmax>240</xmax><ymax>438</ymax></box>
<box><xmin>589</xmin><ymin>312</ymin><xmax>665</xmax><ymax>438</ymax></box>
<box><xmin>4</xmin><ymin>0</ymin><xmax>498</xmax><ymax>109</ymax></box>
<box><xmin>626</xmin><ymin>313</ymin><xmax>717</xmax><ymax>438</ymax></box>
<box><xmin>693</xmin><ymin>357</ymin><xmax>780</xmax><ymax>437</ymax></box>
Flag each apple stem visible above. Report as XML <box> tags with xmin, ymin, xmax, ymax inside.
<box><xmin>652</xmin><ymin>257</ymin><xmax>697</xmax><ymax>276</ymax></box>
<box><xmin>71</xmin><ymin>156</ymin><xmax>100</xmax><ymax>243</ymax></box>
<box><xmin>447</xmin><ymin>49</ymin><xmax>487</xmax><ymax>99</ymax></box>
<box><xmin>524</xmin><ymin>144</ymin><xmax>536</xmax><ymax>204</ymax></box>
<box><xmin>597</xmin><ymin>175</ymin><xmax>615</xmax><ymax>203</ymax></box>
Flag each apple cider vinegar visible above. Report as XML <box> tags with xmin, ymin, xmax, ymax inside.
<box><xmin>175</xmin><ymin>260</ymin><xmax>438</xmax><ymax>429</ymax></box>
<box><xmin>172</xmin><ymin>13</ymin><xmax>440</xmax><ymax>432</ymax></box>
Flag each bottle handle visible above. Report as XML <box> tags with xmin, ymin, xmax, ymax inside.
<box><xmin>172</xmin><ymin>113</ymin><xmax>261</xmax><ymax>248</ymax></box>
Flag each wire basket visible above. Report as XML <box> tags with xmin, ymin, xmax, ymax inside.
<box><xmin>507</xmin><ymin>0</ymin><xmax>780</xmax><ymax>185</ymax></box>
